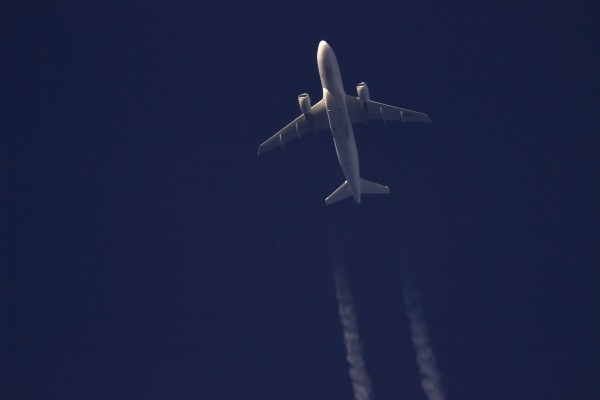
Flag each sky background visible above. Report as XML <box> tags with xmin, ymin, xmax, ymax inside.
<box><xmin>2</xmin><ymin>2</ymin><xmax>599</xmax><ymax>399</ymax></box>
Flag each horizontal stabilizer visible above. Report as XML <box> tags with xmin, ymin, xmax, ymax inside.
<box><xmin>325</xmin><ymin>180</ymin><xmax>352</xmax><ymax>206</ymax></box>
<box><xmin>360</xmin><ymin>178</ymin><xmax>390</xmax><ymax>195</ymax></box>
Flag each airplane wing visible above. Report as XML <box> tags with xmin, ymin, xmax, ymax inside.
<box><xmin>346</xmin><ymin>95</ymin><xmax>431</xmax><ymax>125</ymax></box>
<box><xmin>258</xmin><ymin>100</ymin><xmax>329</xmax><ymax>156</ymax></box>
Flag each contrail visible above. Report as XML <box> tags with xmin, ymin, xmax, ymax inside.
<box><xmin>404</xmin><ymin>282</ymin><xmax>446</xmax><ymax>400</ymax></box>
<box><xmin>331</xmin><ymin>258</ymin><xmax>373</xmax><ymax>400</ymax></box>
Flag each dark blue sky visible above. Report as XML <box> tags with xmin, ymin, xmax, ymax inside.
<box><xmin>2</xmin><ymin>3</ymin><xmax>599</xmax><ymax>399</ymax></box>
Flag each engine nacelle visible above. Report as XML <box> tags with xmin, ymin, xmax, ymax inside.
<box><xmin>356</xmin><ymin>82</ymin><xmax>370</xmax><ymax>104</ymax></box>
<box><xmin>298</xmin><ymin>93</ymin><xmax>312</xmax><ymax>116</ymax></box>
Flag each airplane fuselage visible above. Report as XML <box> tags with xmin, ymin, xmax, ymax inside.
<box><xmin>317</xmin><ymin>41</ymin><xmax>362</xmax><ymax>203</ymax></box>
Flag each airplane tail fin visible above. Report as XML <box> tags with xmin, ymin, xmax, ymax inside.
<box><xmin>325</xmin><ymin>180</ymin><xmax>352</xmax><ymax>206</ymax></box>
<box><xmin>325</xmin><ymin>178</ymin><xmax>390</xmax><ymax>206</ymax></box>
<box><xmin>360</xmin><ymin>178</ymin><xmax>390</xmax><ymax>195</ymax></box>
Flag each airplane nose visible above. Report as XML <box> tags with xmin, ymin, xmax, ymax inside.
<box><xmin>317</xmin><ymin>40</ymin><xmax>331</xmax><ymax>63</ymax></box>
<box><xmin>318</xmin><ymin>40</ymin><xmax>330</xmax><ymax>54</ymax></box>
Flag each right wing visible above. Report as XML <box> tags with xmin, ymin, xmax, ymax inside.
<box><xmin>258</xmin><ymin>100</ymin><xmax>329</xmax><ymax>156</ymax></box>
<box><xmin>346</xmin><ymin>95</ymin><xmax>431</xmax><ymax>125</ymax></box>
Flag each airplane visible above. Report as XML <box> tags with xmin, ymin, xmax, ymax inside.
<box><xmin>258</xmin><ymin>40</ymin><xmax>431</xmax><ymax>205</ymax></box>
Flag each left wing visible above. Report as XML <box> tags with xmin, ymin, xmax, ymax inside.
<box><xmin>346</xmin><ymin>95</ymin><xmax>431</xmax><ymax>125</ymax></box>
<box><xmin>258</xmin><ymin>100</ymin><xmax>329</xmax><ymax>156</ymax></box>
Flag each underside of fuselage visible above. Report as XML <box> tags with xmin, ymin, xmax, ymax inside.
<box><xmin>318</xmin><ymin>41</ymin><xmax>361</xmax><ymax>202</ymax></box>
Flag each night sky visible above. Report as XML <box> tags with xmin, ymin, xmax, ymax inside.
<box><xmin>2</xmin><ymin>3</ymin><xmax>599</xmax><ymax>399</ymax></box>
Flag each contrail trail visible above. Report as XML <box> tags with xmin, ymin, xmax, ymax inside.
<box><xmin>404</xmin><ymin>282</ymin><xmax>446</xmax><ymax>400</ymax></box>
<box><xmin>331</xmin><ymin>257</ymin><xmax>373</xmax><ymax>400</ymax></box>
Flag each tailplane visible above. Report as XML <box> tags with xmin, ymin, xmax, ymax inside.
<box><xmin>324</xmin><ymin>178</ymin><xmax>390</xmax><ymax>205</ymax></box>
<box><xmin>360</xmin><ymin>178</ymin><xmax>390</xmax><ymax>195</ymax></box>
<box><xmin>325</xmin><ymin>180</ymin><xmax>352</xmax><ymax>206</ymax></box>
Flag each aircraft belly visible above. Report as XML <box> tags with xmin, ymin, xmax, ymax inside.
<box><xmin>332</xmin><ymin>128</ymin><xmax>360</xmax><ymax>194</ymax></box>
<box><xmin>325</xmin><ymin>88</ymin><xmax>360</xmax><ymax>195</ymax></box>
<box><xmin>325</xmin><ymin>92</ymin><xmax>350</xmax><ymax>138</ymax></box>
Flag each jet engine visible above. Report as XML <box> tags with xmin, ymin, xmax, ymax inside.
<box><xmin>356</xmin><ymin>82</ymin><xmax>370</xmax><ymax>105</ymax></box>
<box><xmin>298</xmin><ymin>93</ymin><xmax>312</xmax><ymax>116</ymax></box>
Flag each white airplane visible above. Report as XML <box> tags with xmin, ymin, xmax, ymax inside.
<box><xmin>258</xmin><ymin>41</ymin><xmax>431</xmax><ymax>205</ymax></box>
